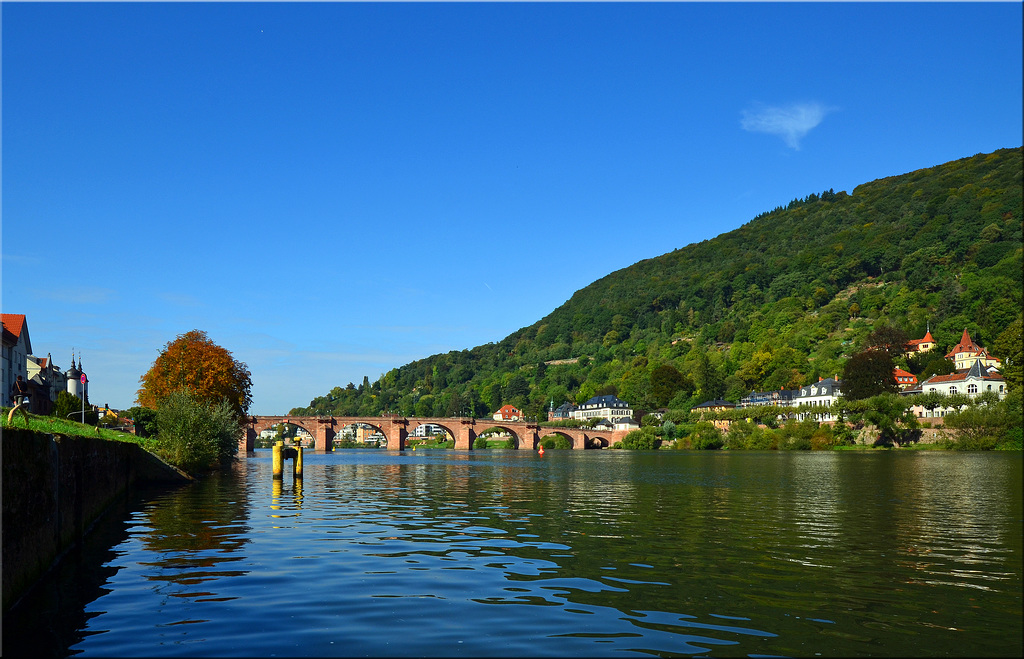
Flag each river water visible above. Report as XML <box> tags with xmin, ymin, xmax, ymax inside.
<box><xmin>4</xmin><ymin>450</ymin><xmax>1021</xmax><ymax>657</ymax></box>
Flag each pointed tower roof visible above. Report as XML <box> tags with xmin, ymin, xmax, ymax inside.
<box><xmin>946</xmin><ymin>328</ymin><xmax>982</xmax><ymax>358</ymax></box>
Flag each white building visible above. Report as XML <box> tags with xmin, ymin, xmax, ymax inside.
<box><xmin>795</xmin><ymin>377</ymin><xmax>843</xmax><ymax>422</ymax></box>
<box><xmin>909</xmin><ymin>361</ymin><xmax>1008</xmax><ymax>418</ymax></box>
<box><xmin>570</xmin><ymin>395</ymin><xmax>634</xmax><ymax>422</ymax></box>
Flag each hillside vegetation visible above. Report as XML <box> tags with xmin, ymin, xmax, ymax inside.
<box><xmin>291</xmin><ymin>147</ymin><xmax>1023</xmax><ymax>420</ymax></box>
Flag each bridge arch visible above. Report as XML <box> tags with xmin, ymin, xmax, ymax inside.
<box><xmin>406</xmin><ymin>421</ymin><xmax>459</xmax><ymax>449</ymax></box>
<box><xmin>475</xmin><ymin>425</ymin><xmax>529</xmax><ymax>450</ymax></box>
<box><xmin>335</xmin><ymin>421</ymin><xmax>386</xmax><ymax>448</ymax></box>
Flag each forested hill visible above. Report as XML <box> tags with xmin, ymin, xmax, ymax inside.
<box><xmin>291</xmin><ymin>147</ymin><xmax>1023</xmax><ymax>419</ymax></box>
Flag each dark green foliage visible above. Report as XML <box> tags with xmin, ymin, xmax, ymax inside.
<box><xmin>51</xmin><ymin>390</ymin><xmax>97</xmax><ymax>425</ymax></box>
<box><xmin>155</xmin><ymin>390</ymin><xmax>241</xmax><ymax>473</ymax></box>
<box><xmin>689</xmin><ymin>422</ymin><xmax>724</xmax><ymax>450</ymax></box>
<box><xmin>843</xmin><ymin>351</ymin><xmax>898</xmax><ymax>400</ymax></box>
<box><xmin>620</xmin><ymin>427</ymin><xmax>661</xmax><ymax>450</ymax></box>
<box><xmin>992</xmin><ymin>314</ymin><xmax>1023</xmax><ymax>391</ymax></box>
<box><xmin>943</xmin><ymin>389</ymin><xmax>1021</xmax><ymax>450</ymax></box>
<box><xmin>123</xmin><ymin>405</ymin><xmax>158</xmax><ymax>438</ymax></box>
<box><xmin>539</xmin><ymin>434</ymin><xmax>572</xmax><ymax>449</ymax></box>
<box><xmin>650</xmin><ymin>364</ymin><xmax>688</xmax><ymax>407</ymax></box>
<box><xmin>290</xmin><ymin>148</ymin><xmax>1022</xmax><ymax>423</ymax></box>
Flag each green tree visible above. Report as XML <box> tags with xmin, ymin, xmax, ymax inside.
<box><xmin>52</xmin><ymin>390</ymin><xmax>95</xmax><ymax>424</ymax></box>
<box><xmin>414</xmin><ymin>395</ymin><xmax>434</xmax><ymax>417</ymax></box>
<box><xmin>863</xmin><ymin>324</ymin><xmax>910</xmax><ymax>360</ymax></box>
<box><xmin>124</xmin><ymin>405</ymin><xmax>158</xmax><ymax>437</ymax></box>
<box><xmin>155</xmin><ymin>389</ymin><xmax>242</xmax><ymax>473</ymax></box>
<box><xmin>650</xmin><ymin>364</ymin><xmax>687</xmax><ymax>407</ymax></box>
<box><xmin>842</xmin><ymin>350</ymin><xmax>898</xmax><ymax>400</ymax></box>
<box><xmin>690</xmin><ymin>422</ymin><xmax>724</xmax><ymax>450</ymax></box>
<box><xmin>992</xmin><ymin>314</ymin><xmax>1022</xmax><ymax>391</ymax></box>
<box><xmin>620</xmin><ymin>427</ymin><xmax>660</xmax><ymax>450</ymax></box>
<box><xmin>863</xmin><ymin>393</ymin><xmax>920</xmax><ymax>447</ymax></box>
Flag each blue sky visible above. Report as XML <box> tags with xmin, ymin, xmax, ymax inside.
<box><xmin>3</xmin><ymin>2</ymin><xmax>1022</xmax><ymax>415</ymax></box>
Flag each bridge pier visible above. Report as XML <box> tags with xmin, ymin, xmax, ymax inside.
<box><xmin>379</xmin><ymin>417</ymin><xmax>408</xmax><ymax>450</ymax></box>
<box><xmin>314</xmin><ymin>418</ymin><xmax>335</xmax><ymax>452</ymax></box>
<box><xmin>241</xmin><ymin>425</ymin><xmax>257</xmax><ymax>453</ymax></box>
<box><xmin>455</xmin><ymin>420</ymin><xmax>475</xmax><ymax>450</ymax></box>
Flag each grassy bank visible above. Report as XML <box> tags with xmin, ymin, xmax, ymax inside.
<box><xmin>3</xmin><ymin>408</ymin><xmax>153</xmax><ymax>448</ymax></box>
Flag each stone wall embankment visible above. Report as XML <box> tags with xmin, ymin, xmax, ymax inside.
<box><xmin>2</xmin><ymin>428</ymin><xmax>192</xmax><ymax>612</ymax></box>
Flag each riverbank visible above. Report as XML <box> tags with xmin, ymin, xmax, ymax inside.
<box><xmin>1</xmin><ymin>425</ymin><xmax>193</xmax><ymax>612</ymax></box>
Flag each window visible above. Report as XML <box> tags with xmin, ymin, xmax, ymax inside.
<box><xmin>949</xmin><ymin>386</ymin><xmax>958</xmax><ymax>395</ymax></box>
<box><xmin>967</xmin><ymin>384</ymin><xmax>977</xmax><ymax>394</ymax></box>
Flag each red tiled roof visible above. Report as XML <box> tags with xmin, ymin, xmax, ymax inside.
<box><xmin>1</xmin><ymin>313</ymin><xmax>26</xmax><ymax>345</ymax></box>
<box><xmin>893</xmin><ymin>368</ymin><xmax>917</xmax><ymax>383</ymax></box>
<box><xmin>923</xmin><ymin>371</ymin><xmax>1004</xmax><ymax>384</ymax></box>
<box><xmin>946</xmin><ymin>328</ymin><xmax>982</xmax><ymax>358</ymax></box>
<box><xmin>907</xmin><ymin>330</ymin><xmax>935</xmax><ymax>347</ymax></box>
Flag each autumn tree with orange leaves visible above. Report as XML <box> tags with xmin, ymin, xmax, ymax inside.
<box><xmin>137</xmin><ymin>330</ymin><xmax>252</xmax><ymax>419</ymax></box>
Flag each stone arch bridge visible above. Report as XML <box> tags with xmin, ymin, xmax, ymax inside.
<box><xmin>240</xmin><ymin>415</ymin><xmax>630</xmax><ymax>452</ymax></box>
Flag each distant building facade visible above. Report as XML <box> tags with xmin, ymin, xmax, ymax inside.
<box><xmin>795</xmin><ymin>377</ymin><xmax>843</xmax><ymax>422</ymax></box>
<box><xmin>739</xmin><ymin>388</ymin><xmax>797</xmax><ymax>408</ymax></box>
<box><xmin>570</xmin><ymin>395</ymin><xmax>633</xmax><ymax>422</ymax></box>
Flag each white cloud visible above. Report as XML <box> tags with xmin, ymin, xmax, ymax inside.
<box><xmin>741</xmin><ymin>102</ymin><xmax>833</xmax><ymax>150</ymax></box>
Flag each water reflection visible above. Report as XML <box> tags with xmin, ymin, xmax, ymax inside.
<box><xmin>3</xmin><ymin>451</ymin><xmax>1020</xmax><ymax>658</ymax></box>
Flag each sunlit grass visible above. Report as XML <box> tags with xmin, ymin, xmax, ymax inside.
<box><xmin>2</xmin><ymin>407</ymin><xmax>156</xmax><ymax>449</ymax></box>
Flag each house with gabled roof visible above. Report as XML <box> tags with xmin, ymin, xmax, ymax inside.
<box><xmin>893</xmin><ymin>368</ymin><xmax>918</xmax><ymax>390</ymax></box>
<box><xmin>946</xmin><ymin>328</ymin><xmax>1001</xmax><ymax>371</ymax></box>
<box><xmin>906</xmin><ymin>329</ymin><xmax>937</xmax><ymax>354</ymax></box>
<box><xmin>2</xmin><ymin>314</ymin><xmax>32</xmax><ymax>407</ymax></box>
<box><xmin>493</xmin><ymin>404</ymin><xmax>523</xmax><ymax>421</ymax></box>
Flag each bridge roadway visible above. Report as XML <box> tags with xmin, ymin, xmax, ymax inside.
<box><xmin>240</xmin><ymin>414</ymin><xmax>630</xmax><ymax>452</ymax></box>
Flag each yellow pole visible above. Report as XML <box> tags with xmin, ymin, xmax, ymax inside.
<box><xmin>273</xmin><ymin>441</ymin><xmax>283</xmax><ymax>479</ymax></box>
<box><xmin>295</xmin><ymin>446</ymin><xmax>303</xmax><ymax>478</ymax></box>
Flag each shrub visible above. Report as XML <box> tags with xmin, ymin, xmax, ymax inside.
<box><xmin>690</xmin><ymin>422</ymin><xmax>723</xmax><ymax>450</ymax></box>
<box><xmin>155</xmin><ymin>389</ymin><xmax>241</xmax><ymax>473</ymax></box>
<box><xmin>621</xmin><ymin>427</ymin><xmax>661</xmax><ymax>450</ymax></box>
<box><xmin>810</xmin><ymin>424</ymin><xmax>842</xmax><ymax>450</ymax></box>
<box><xmin>124</xmin><ymin>405</ymin><xmax>158</xmax><ymax>437</ymax></box>
<box><xmin>540</xmin><ymin>434</ymin><xmax>572</xmax><ymax>449</ymax></box>
<box><xmin>473</xmin><ymin>436</ymin><xmax>488</xmax><ymax>449</ymax></box>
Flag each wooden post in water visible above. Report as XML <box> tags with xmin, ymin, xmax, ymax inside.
<box><xmin>294</xmin><ymin>446</ymin><xmax>303</xmax><ymax>478</ymax></box>
<box><xmin>272</xmin><ymin>441</ymin><xmax>283</xmax><ymax>479</ymax></box>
